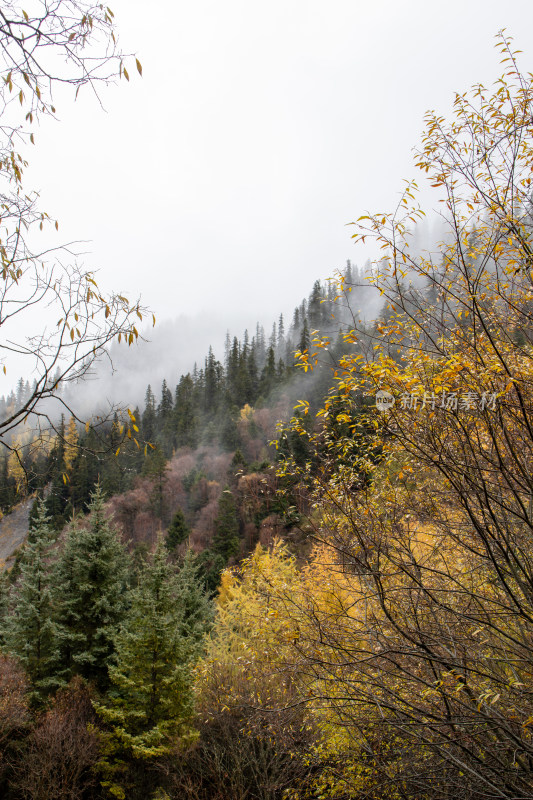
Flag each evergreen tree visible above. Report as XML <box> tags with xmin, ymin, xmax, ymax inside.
<box><xmin>269</xmin><ymin>321</ymin><xmax>277</xmax><ymax>349</ymax></box>
<box><xmin>226</xmin><ymin>337</ymin><xmax>240</xmax><ymax>403</ymax></box>
<box><xmin>308</xmin><ymin>279</ymin><xmax>324</xmax><ymax>328</ymax></box>
<box><xmin>142</xmin><ymin>446</ymin><xmax>168</xmax><ymax>521</ymax></box>
<box><xmin>159</xmin><ymin>379</ymin><xmax>175</xmax><ymax>456</ymax></box>
<box><xmin>142</xmin><ymin>385</ymin><xmax>156</xmax><ymax>443</ymax></box>
<box><xmin>0</xmin><ymin>568</ymin><xmax>10</xmax><ymax>646</ymax></box>
<box><xmin>174</xmin><ymin>374</ymin><xmax>197</xmax><ymax>449</ymax></box>
<box><xmin>195</xmin><ymin>549</ymin><xmax>226</xmax><ymax>595</ymax></box>
<box><xmin>45</xmin><ymin>416</ymin><xmax>71</xmax><ymax>528</ymax></box>
<box><xmin>344</xmin><ymin>258</ymin><xmax>354</xmax><ymax>287</ymax></box>
<box><xmin>298</xmin><ymin>318</ymin><xmax>310</xmax><ymax>352</ymax></box>
<box><xmin>219</xmin><ymin>403</ymin><xmax>240</xmax><ymax>451</ymax></box>
<box><xmin>165</xmin><ymin>507</ymin><xmax>190</xmax><ymax>551</ymax></box>
<box><xmin>278</xmin><ymin>313</ymin><xmax>285</xmax><ymax>346</ymax></box>
<box><xmin>255</xmin><ymin>323</ymin><xmax>266</xmax><ymax>365</ymax></box>
<box><xmin>158</xmin><ymin>379</ymin><xmax>173</xmax><ymax>422</ymax></box>
<box><xmin>96</xmin><ymin>539</ymin><xmax>209</xmax><ymax>766</ymax></box>
<box><xmin>292</xmin><ymin>306</ymin><xmax>300</xmax><ymax>330</ymax></box>
<box><xmin>70</xmin><ymin>425</ymin><xmax>101</xmax><ymax>513</ymax></box>
<box><xmin>204</xmin><ymin>346</ymin><xmax>221</xmax><ymax>412</ymax></box>
<box><xmin>224</xmin><ymin>330</ymin><xmax>231</xmax><ymax>368</ymax></box>
<box><xmin>213</xmin><ymin>488</ymin><xmax>240</xmax><ymax>560</ymax></box>
<box><xmin>174</xmin><ymin>548</ymin><xmax>213</xmax><ymax>646</ymax></box>
<box><xmin>0</xmin><ymin>454</ymin><xmax>14</xmax><ymax>511</ymax></box>
<box><xmin>52</xmin><ymin>485</ymin><xmax>130</xmax><ymax>689</ymax></box>
<box><xmin>28</xmin><ymin>496</ymin><xmax>41</xmax><ymax>531</ymax></box>
<box><xmin>3</xmin><ymin>500</ymin><xmax>58</xmax><ymax>698</ymax></box>
<box><xmin>260</xmin><ymin>345</ymin><xmax>277</xmax><ymax>397</ymax></box>
<box><xmin>247</xmin><ymin>345</ymin><xmax>259</xmax><ymax>402</ymax></box>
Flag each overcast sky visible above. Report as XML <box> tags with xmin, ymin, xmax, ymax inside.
<box><xmin>21</xmin><ymin>0</ymin><xmax>533</xmax><ymax>373</ymax></box>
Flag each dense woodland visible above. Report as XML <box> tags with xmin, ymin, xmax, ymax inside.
<box><xmin>0</xmin><ymin>260</ymin><xmax>375</xmax><ymax>562</ymax></box>
<box><xmin>1</xmin><ymin>9</ymin><xmax>533</xmax><ymax>800</ymax></box>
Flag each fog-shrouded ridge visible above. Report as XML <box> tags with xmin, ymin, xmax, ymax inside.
<box><xmin>0</xmin><ymin>213</ymin><xmax>453</xmax><ymax>433</ymax></box>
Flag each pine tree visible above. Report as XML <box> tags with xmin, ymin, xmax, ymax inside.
<box><xmin>165</xmin><ymin>507</ymin><xmax>190</xmax><ymax>551</ymax></box>
<box><xmin>278</xmin><ymin>313</ymin><xmax>285</xmax><ymax>342</ymax></box>
<box><xmin>158</xmin><ymin>379</ymin><xmax>173</xmax><ymax>422</ymax></box>
<box><xmin>298</xmin><ymin>318</ymin><xmax>310</xmax><ymax>352</ymax></box>
<box><xmin>96</xmin><ymin>539</ymin><xmax>210</xmax><ymax>765</ymax></box>
<box><xmin>0</xmin><ymin>568</ymin><xmax>10</xmax><ymax>646</ymax></box>
<box><xmin>292</xmin><ymin>306</ymin><xmax>300</xmax><ymax>330</ymax></box>
<box><xmin>247</xmin><ymin>345</ymin><xmax>259</xmax><ymax>402</ymax></box>
<box><xmin>45</xmin><ymin>416</ymin><xmax>70</xmax><ymax>529</ymax></box>
<box><xmin>194</xmin><ymin>549</ymin><xmax>227</xmax><ymax>595</ymax></box>
<box><xmin>219</xmin><ymin>403</ymin><xmax>240</xmax><ymax>451</ymax></box>
<box><xmin>204</xmin><ymin>346</ymin><xmax>221</xmax><ymax>412</ymax></box>
<box><xmin>70</xmin><ymin>425</ymin><xmax>101</xmax><ymax>513</ymax></box>
<box><xmin>213</xmin><ymin>488</ymin><xmax>240</xmax><ymax>560</ymax></box>
<box><xmin>3</xmin><ymin>500</ymin><xmax>58</xmax><ymax>698</ymax></box>
<box><xmin>0</xmin><ymin>454</ymin><xmax>14</xmax><ymax>511</ymax></box>
<box><xmin>269</xmin><ymin>321</ymin><xmax>277</xmax><ymax>349</ymax></box>
<box><xmin>260</xmin><ymin>345</ymin><xmax>277</xmax><ymax>397</ymax></box>
<box><xmin>159</xmin><ymin>379</ymin><xmax>175</xmax><ymax>456</ymax></box>
<box><xmin>142</xmin><ymin>385</ymin><xmax>156</xmax><ymax>443</ymax></box>
<box><xmin>142</xmin><ymin>446</ymin><xmax>168</xmax><ymax>521</ymax></box>
<box><xmin>174</xmin><ymin>374</ymin><xmax>198</xmax><ymax>448</ymax></box>
<box><xmin>255</xmin><ymin>323</ymin><xmax>266</xmax><ymax>366</ymax></box>
<box><xmin>174</xmin><ymin>548</ymin><xmax>213</xmax><ymax>648</ymax></box>
<box><xmin>308</xmin><ymin>279</ymin><xmax>324</xmax><ymax>329</ymax></box>
<box><xmin>52</xmin><ymin>485</ymin><xmax>130</xmax><ymax>690</ymax></box>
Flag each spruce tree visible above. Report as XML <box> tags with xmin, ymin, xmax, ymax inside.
<box><xmin>298</xmin><ymin>318</ymin><xmax>310</xmax><ymax>352</ymax></box>
<box><xmin>142</xmin><ymin>385</ymin><xmax>157</xmax><ymax>443</ymax></box>
<box><xmin>3</xmin><ymin>500</ymin><xmax>58</xmax><ymax>698</ymax></box>
<box><xmin>0</xmin><ymin>568</ymin><xmax>10</xmax><ymax>646</ymax></box>
<box><xmin>52</xmin><ymin>485</ymin><xmax>130</xmax><ymax>690</ymax></box>
<box><xmin>96</xmin><ymin>539</ymin><xmax>210</xmax><ymax>765</ymax></box>
<box><xmin>45</xmin><ymin>417</ymin><xmax>71</xmax><ymax>529</ymax></box>
<box><xmin>174</xmin><ymin>548</ymin><xmax>213</xmax><ymax>649</ymax></box>
<box><xmin>165</xmin><ymin>508</ymin><xmax>190</xmax><ymax>551</ymax></box>
<box><xmin>174</xmin><ymin>374</ymin><xmax>198</xmax><ymax>448</ymax></box>
<box><xmin>213</xmin><ymin>488</ymin><xmax>240</xmax><ymax>560</ymax></box>
<box><xmin>260</xmin><ymin>345</ymin><xmax>277</xmax><ymax>397</ymax></box>
<box><xmin>308</xmin><ymin>279</ymin><xmax>324</xmax><ymax>328</ymax></box>
<box><xmin>195</xmin><ymin>549</ymin><xmax>226</xmax><ymax>595</ymax></box>
<box><xmin>142</xmin><ymin>446</ymin><xmax>168</xmax><ymax>520</ymax></box>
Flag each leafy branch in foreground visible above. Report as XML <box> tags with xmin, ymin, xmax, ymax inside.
<box><xmin>0</xmin><ymin>1</ymin><xmax>150</xmax><ymax>456</ymax></box>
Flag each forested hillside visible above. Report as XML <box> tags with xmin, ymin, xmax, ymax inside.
<box><xmin>1</xmin><ymin>16</ymin><xmax>533</xmax><ymax>800</ymax></box>
<box><xmin>0</xmin><ymin>260</ymin><xmax>376</xmax><ymax>571</ymax></box>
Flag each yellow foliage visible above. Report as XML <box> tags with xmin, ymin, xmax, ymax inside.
<box><xmin>239</xmin><ymin>403</ymin><xmax>255</xmax><ymax>421</ymax></box>
<box><xmin>64</xmin><ymin>415</ymin><xmax>79</xmax><ymax>475</ymax></box>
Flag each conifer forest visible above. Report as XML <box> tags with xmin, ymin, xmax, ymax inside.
<box><xmin>2</xmin><ymin>3</ymin><xmax>533</xmax><ymax>799</ymax></box>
